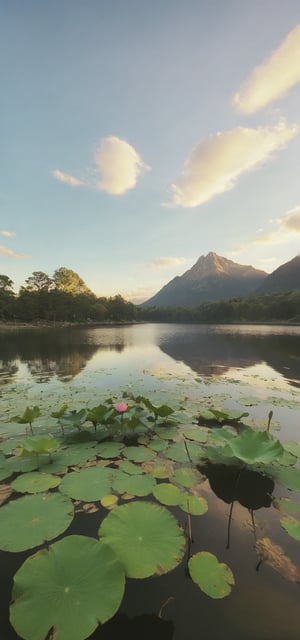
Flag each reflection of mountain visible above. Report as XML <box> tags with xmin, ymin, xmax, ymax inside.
<box><xmin>0</xmin><ymin>328</ymin><xmax>126</xmax><ymax>381</ymax></box>
<box><xmin>158</xmin><ymin>328</ymin><xmax>300</xmax><ymax>387</ymax></box>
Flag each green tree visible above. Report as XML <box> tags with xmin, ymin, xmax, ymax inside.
<box><xmin>53</xmin><ymin>268</ymin><xmax>92</xmax><ymax>295</ymax></box>
<box><xmin>22</xmin><ymin>271</ymin><xmax>54</xmax><ymax>293</ymax></box>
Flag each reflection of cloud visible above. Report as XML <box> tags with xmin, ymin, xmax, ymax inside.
<box><xmin>0</xmin><ymin>245</ymin><xmax>28</xmax><ymax>258</ymax></box>
<box><xmin>233</xmin><ymin>25</ymin><xmax>300</xmax><ymax>114</ymax></box>
<box><xmin>165</xmin><ymin>121</ymin><xmax>298</xmax><ymax>208</ymax></box>
<box><xmin>94</xmin><ymin>136</ymin><xmax>149</xmax><ymax>195</ymax></box>
<box><xmin>52</xmin><ymin>170</ymin><xmax>84</xmax><ymax>187</ymax></box>
<box><xmin>149</xmin><ymin>256</ymin><xmax>190</xmax><ymax>270</ymax></box>
<box><xmin>0</xmin><ymin>230</ymin><xmax>15</xmax><ymax>237</ymax></box>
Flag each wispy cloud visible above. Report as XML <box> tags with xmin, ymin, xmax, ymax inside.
<box><xmin>0</xmin><ymin>230</ymin><xmax>15</xmax><ymax>237</ymax></box>
<box><xmin>52</xmin><ymin>170</ymin><xmax>84</xmax><ymax>187</ymax></box>
<box><xmin>0</xmin><ymin>245</ymin><xmax>28</xmax><ymax>258</ymax></box>
<box><xmin>165</xmin><ymin>120</ymin><xmax>298</xmax><ymax>208</ymax></box>
<box><xmin>279</xmin><ymin>205</ymin><xmax>300</xmax><ymax>232</ymax></box>
<box><xmin>233</xmin><ymin>25</ymin><xmax>300</xmax><ymax>114</ymax></box>
<box><xmin>148</xmin><ymin>256</ymin><xmax>190</xmax><ymax>270</ymax></box>
<box><xmin>94</xmin><ymin>136</ymin><xmax>149</xmax><ymax>195</ymax></box>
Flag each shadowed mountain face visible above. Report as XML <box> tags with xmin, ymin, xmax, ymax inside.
<box><xmin>144</xmin><ymin>253</ymin><xmax>267</xmax><ymax>307</ymax></box>
<box><xmin>255</xmin><ymin>255</ymin><xmax>300</xmax><ymax>295</ymax></box>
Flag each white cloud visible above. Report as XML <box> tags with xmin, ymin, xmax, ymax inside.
<box><xmin>0</xmin><ymin>245</ymin><xmax>28</xmax><ymax>258</ymax></box>
<box><xmin>94</xmin><ymin>136</ymin><xmax>149</xmax><ymax>195</ymax></box>
<box><xmin>279</xmin><ymin>205</ymin><xmax>300</xmax><ymax>232</ymax></box>
<box><xmin>165</xmin><ymin>120</ymin><xmax>298</xmax><ymax>208</ymax></box>
<box><xmin>233</xmin><ymin>24</ymin><xmax>300</xmax><ymax>114</ymax></box>
<box><xmin>52</xmin><ymin>170</ymin><xmax>84</xmax><ymax>187</ymax></box>
<box><xmin>0</xmin><ymin>230</ymin><xmax>15</xmax><ymax>237</ymax></box>
<box><xmin>148</xmin><ymin>256</ymin><xmax>190</xmax><ymax>270</ymax></box>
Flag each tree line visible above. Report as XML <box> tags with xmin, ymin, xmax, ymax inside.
<box><xmin>0</xmin><ymin>268</ymin><xmax>136</xmax><ymax>323</ymax></box>
<box><xmin>1</xmin><ymin>268</ymin><xmax>299</xmax><ymax>324</ymax></box>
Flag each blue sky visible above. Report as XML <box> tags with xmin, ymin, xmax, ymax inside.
<box><xmin>1</xmin><ymin>0</ymin><xmax>300</xmax><ymax>302</ymax></box>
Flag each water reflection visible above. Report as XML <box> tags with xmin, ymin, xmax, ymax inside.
<box><xmin>0</xmin><ymin>324</ymin><xmax>299</xmax><ymax>387</ymax></box>
<box><xmin>94</xmin><ymin>613</ymin><xmax>174</xmax><ymax>639</ymax></box>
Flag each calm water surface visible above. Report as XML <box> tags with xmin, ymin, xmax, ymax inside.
<box><xmin>1</xmin><ymin>324</ymin><xmax>300</xmax><ymax>640</ymax></box>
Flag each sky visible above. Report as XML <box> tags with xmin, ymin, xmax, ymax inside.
<box><xmin>1</xmin><ymin>0</ymin><xmax>300</xmax><ymax>303</ymax></box>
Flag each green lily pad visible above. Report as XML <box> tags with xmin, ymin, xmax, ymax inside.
<box><xmin>173</xmin><ymin>467</ymin><xmax>204</xmax><ymax>488</ymax></box>
<box><xmin>10</xmin><ymin>535</ymin><xmax>125</xmax><ymax>640</ymax></box>
<box><xmin>59</xmin><ymin>467</ymin><xmax>113</xmax><ymax>501</ymax></box>
<box><xmin>11</xmin><ymin>472</ymin><xmax>61</xmax><ymax>494</ymax></box>
<box><xmin>0</xmin><ymin>468</ymin><xmax>13</xmax><ymax>481</ymax></box>
<box><xmin>122</xmin><ymin>446</ymin><xmax>154</xmax><ymax>462</ymax></box>
<box><xmin>153</xmin><ymin>426</ymin><xmax>178</xmax><ymax>440</ymax></box>
<box><xmin>4</xmin><ymin>456</ymin><xmax>40</xmax><ymax>473</ymax></box>
<box><xmin>152</xmin><ymin>483</ymin><xmax>183</xmax><ymax>506</ymax></box>
<box><xmin>99</xmin><ymin>501</ymin><xmax>186</xmax><ymax>578</ymax></box>
<box><xmin>268</xmin><ymin>466</ymin><xmax>300</xmax><ymax>491</ymax></box>
<box><xmin>274</xmin><ymin>498</ymin><xmax>300</xmax><ymax>514</ymax></box>
<box><xmin>118</xmin><ymin>460</ymin><xmax>144</xmax><ymax>475</ymax></box>
<box><xmin>223</xmin><ymin>428</ymin><xmax>283</xmax><ymax>465</ymax></box>
<box><xmin>180</xmin><ymin>493</ymin><xmax>208</xmax><ymax>515</ymax></box>
<box><xmin>96</xmin><ymin>442</ymin><xmax>124</xmax><ymax>459</ymax></box>
<box><xmin>0</xmin><ymin>493</ymin><xmax>74</xmax><ymax>551</ymax></box>
<box><xmin>183</xmin><ymin>427</ymin><xmax>209</xmax><ymax>443</ymax></box>
<box><xmin>188</xmin><ymin>551</ymin><xmax>234</xmax><ymax>598</ymax></box>
<box><xmin>112</xmin><ymin>472</ymin><xmax>156</xmax><ymax>497</ymax></box>
<box><xmin>142</xmin><ymin>460</ymin><xmax>174</xmax><ymax>479</ymax></box>
<box><xmin>164</xmin><ymin>443</ymin><xmax>189</xmax><ymax>463</ymax></box>
<box><xmin>147</xmin><ymin>438</ymin><xmax>168</xmax><ymax>452</ymax></box>
<box><xmin>280</xmin><ymin>516</ymin><xmax>300</xmax><ymax>541</ymax></box>
<box><xmin>283</xmin><ymin>441</ymin><xmax>300</xmax><ymax>458</ymax></box>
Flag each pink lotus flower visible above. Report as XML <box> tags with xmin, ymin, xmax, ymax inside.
<box><xmin>114</xmin><ymin>402</ymin><xmax>128</xmax><ymax>413</ymax></box>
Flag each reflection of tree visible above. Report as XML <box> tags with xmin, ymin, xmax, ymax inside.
<box><xmin>158</xmin><ymin>328</ymin><xmax>300</xmax><ymax>387</ymax></box>
<box><xmin>0</xmin><ymin>327</ymin><xmax>127</xmax><ymax>382</ymax></box>
<box><xmin>0</xmin><ymin>361</ymin><xmax>18</xmax><ymax>382</ymax></box>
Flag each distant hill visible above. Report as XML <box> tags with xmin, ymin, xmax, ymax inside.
<box><xmin>143</xmin><ymin>252</ymin><xmax>267</xmax><ymax>307</ymax></box>
<box><xmin>255</xmin><ymin>255</ymin><xmax>300</xmax><ymax>295</ymax></box>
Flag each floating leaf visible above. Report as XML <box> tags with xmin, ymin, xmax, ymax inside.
<box><xmin>153</xmin><ymin>426</ymin><xmax>178</xmax><ymax>440</ymax></box>
<box><xmin>179</xmin><ymin>493</ymin><xmax>208</xmax><ymax>515</ymax></box>
<box><xmin>0</xmin><ymin>468</ymin><xmax>13</xmax><ymax>481</ymax></box>
<box><xmin>59</xmin><ymin>467</ymin><xmax>113</xmax><ymax>502</ymax></box>
<box><xmin>255</xmin><ymin>537</ymin><xmax>300</xmax><ymax>582</ymax></box>
<box><xmin>283</xmin><ymin>441</ymin><xmax>300</xmax><ymax>458</ymax></box>
<box><xmin>0</xmin><ymin>493</ymin><xmax>73</xmax><ymax>551</ymax></box>
<box><xmin>273</xmin><ymin>498</ymin><xmax>300</xmax><ymax>515</ymax></box>
<box><xmin>0</xmin><ymin>483</ymin><xmax>12</xmax><ymax>505</ymax></box>
<box><xmin>142</xmin><ymin>460</ymin><xmax>174</xmax><ymax>479</ymax></box>
<box><xmin>10</xmin><ymin>535</ymin><xmax>125</xmax><ymax>640</ymax></box>
<box><xmin>188</xmin><ymin>552</ymin><xmax>234</xmax><ymax>598</ymax></box>
<box><xmin>173</xmin><ymin>467</ymin><xmax>204</xmax><ymax>488</ymax></box>
<box><xmin>118</xmin><ymin>460</ymin><xmax>143</xmax><ymax>475</ymax></box>
<box><xmin>101</xmin><ymin>494</ymin><xmax>118</xmax><ymax>509</ymax></box>
<box><xmin>99</xmin><ymin>501</ymin><xmax>186</xmax><ymax>578</ymax></box>
<box><xmin>152</xmin><ymin>483</ymin><xmax>183</xmax><ymax>506</ymax></box>
<box><xmin>122</xmin><ymin>446</ymin><xmax>154</xmax><ymax>462</ymax></box>
<box><xmin>11</xmin><ymin>472</ymin><xmax>61</xmax><ymax>494</ymax></box>
<box><xmin>96</xmin><ymin>442</ymin><xmax>124</xmax><ymax>459</ymax></box>
<box><xmin>268</xmin><ymin>466</ymin><xmax>300</xmax><ymax>491</ymax></box>
<box><xmin>164</xmin><ymin>443</ymin><xmax>189</xmax><ymax>463</ymax></box>
<box><xmin>15</xmin><ymin>436</ymin><xmax>60</xmax><ymax>457</ymax></box>
<box><xmin>280</xmin><ymin>516</ymin><xmax>300</xmax><ymax>542</ymax></box>
<box><xmin>183</xmin><ymin>427</ymin><xmax>209</xmax><ymax>443</ymax></box>
<box><xmin>112</xmin><ymin>471</ymin><xmax>156</xmax><ymax>497</ymax></box>
<box><xmin>147</xmin><ymin>438</ymin><xmax>168</xmax><ymax>452</ymax></box>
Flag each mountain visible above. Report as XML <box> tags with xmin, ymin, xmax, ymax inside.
<box><xmin>255</xmin><ymin>255</ymin><xmax>300</xmax><ymax>295</ymax></box>
<box><xmin>143</xmin><ymin>252</ymin><xmax>267</xmax><ymax>307</ymax></box>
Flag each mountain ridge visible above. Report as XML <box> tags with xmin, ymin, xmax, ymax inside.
<box><xmin>143</xmin><ymin>253</ymin><xmax>299</xmax><ymax>307</ymax></box>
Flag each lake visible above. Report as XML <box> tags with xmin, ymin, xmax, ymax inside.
<box><xmin>1</xmin><ymin>323</ymin><xmax>300</xmax><ymax>640</ymax></box>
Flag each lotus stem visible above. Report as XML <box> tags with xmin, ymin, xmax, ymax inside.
<box><xmin>183</xmin><ymin>438</ymin><xmax>193</xmax><ymax>464</ymax></box>
<box><xmin>267</xmin><ymin>410</ymin><xmax>273</xmax><ymax>432</ymax></box>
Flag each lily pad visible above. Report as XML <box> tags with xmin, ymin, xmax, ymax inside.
<box><xmin>283</xmin><ymin>441</ymin><xmax>300</xmax><ymax>458</ymax></box>
<box><xmin>280</xmin><ymin>516</ymin><xmax>300</xmax><ymax>541</ymax></box>
<box><xmin>10</xmin><ymin>535</ymin><xmax>125</xmax><ymax>640</ymax></box>
<box><xmin>188</xmin><ymin>551</ymin><xmax>234</xmax><ymax>598</ymax></box>
<box><xmin>99</xmin><ymin>501</ymin><xmax>186</xmax><ymax>578</ymax></box>
<box><xmin>173</xmin><ymin>467</ymin><xmax>204</xmax><ymax>488</ymax></box>
<box><xmin>223</xmin><ymin>428</ymin><xmax>283</xmax><ymax>465</ymax></box>
<box><xmin>96</xmin><ymin>442</ymin><xmax>124</xmax><ymax>459</ymax></box>
<box><xmin>118</xmin><ymin>460</ymin><xmax>144</xmax><ymax>475</ymax></box>
<box><xmin>0</xmin><ymin>493</ymin><xmax>74</xmax><ymax>551</ymax></box>
<box><xmin>183</xmin><ymin>427</ymin><xmax>209</xmax><ymax>443</ymax></box>
<box><xmin>101</xmin><ymin>494</ymin><xmax>118</xmax><ymax>509</ymax></box>
<box><xmin>0</xmin><ymin>467</ymin><xmax>13</xmax><ymax>481</ymax></box>
<box><xmin>147</xmin><ymin>438</ymin><xmax>168</xmax><ymax>452</ymax></box>
<box><xmin>11</xmin><ymin>472</ymin><xmax>61</xmax><ymax>494</ymax></box>
<box><xmin>122</xmin><ymin>446</ymin><xmax>154</xmax><ymax>462</ymax></box>
<box><xmin>273</xmin><ymin>498</ymin><xmax>300</xmax><ymax>514</ymax></box>
<box><xmin>112</xmin><ymin>472</ymin><xmax>156</xmax><ymax>497</ymax></box>
<box><xmin>142</xmin><ymin>460</ymin><xmax>174</xmax><ymax>479</ymax></box>
<box><xmin>268</xmin><ymin>466</ymin><xmax>300</xmax><ymax>491</ymax></box>
<box><xmin>59</xmin><ymin>467</ymin><xmax>114</xmax><ymax>501</ymax></box>
<box><xmin>152</xmin><ymin>483</ymin><xmax>183</xmax><ymax>506</ymax></box>
<box><xmin>180</xmin><ymin>493</ymin><xmax>208</xmax><ymax>515</ymax></box>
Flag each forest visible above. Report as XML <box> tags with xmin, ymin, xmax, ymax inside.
<box><xmin>0</xmin><ymin>268</ymin><xmax>299</xmax><ymax>324</ymax></box>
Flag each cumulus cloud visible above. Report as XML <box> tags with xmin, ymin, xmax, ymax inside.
<box><xmin>0</xmin><ymin>230</ymin><xmax>15</xmax><ymax>237</ymax></box>
<box><xmin>165</xmin><ymin>120</ymin><xmax>298</xmax><ymax>208</ymax></box>
<box><xmin>149</xmin><ymin>256</ymin><xmax>190</xmax><ymax>270</ymax></box>
<box><xmin>233</xmin><ymin>24</ymin><xmax>300</xmax><ymax>114</ymax></box>
<box><xmin>0</xmin><ymin>245</ymin><xmax>28</xmax><ymax>258</ymax></box>
<box><xmin>94</xmin><ymin>136</ymin><xmax>149</xmax><ymax>195</ymax></box>
<box><xmin>279</xmin><ymin>205</ymin><xmax>300</xmax><ymax>232</ymax></box>
<box><xmin>52</xmin><ymin>170</ymin><xmax>84</xmax><ymax>187</ymax></box>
